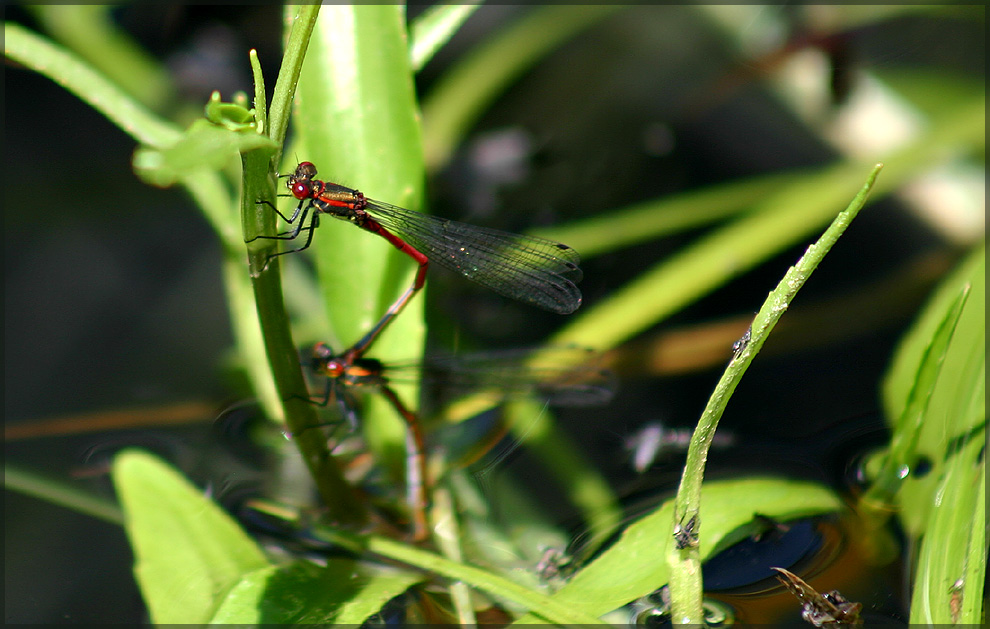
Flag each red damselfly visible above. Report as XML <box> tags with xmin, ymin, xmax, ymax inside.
<box><xmin>306</xmin><ymin>342</ymin><xmax>614</xmax><ymax>541</ymax></box>
<box><xmin>250</xmin><ymin>162</ymin><xmax>583</xmax><ymax>355</ymax></box>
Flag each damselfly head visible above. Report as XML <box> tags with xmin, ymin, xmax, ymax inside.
<box><xmin>311</xmin><ymin>342</ymin><xmax>335</xmax><ymax>360</ymax></box>
<box><xmin>310</xmin><ymin>343</ymin><xmax>345</xmax><ymax>377</ymax></box>
<box><xmin>292</xmin><ymin>161</ymin><xmax>318</xmax><ymax>181</ymax></box>
<box><xmin>286</xmin><ymin>162</ymin><xmax>319</xmax><ymax>199</ymax></box>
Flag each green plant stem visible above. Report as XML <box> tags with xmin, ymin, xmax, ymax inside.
<box><xmin>239</xmin><ymin>4</ymin><xmax>364</xmax><ymax>525</ymax></box>
<box><xmin>5</xmin><ymin>463</ymin><xmax>123</xmax><ymax>525</ymax></box>
<box><xmin>266</xmin><ymin>6</ymin><xmax>321</xmax><ymax>164</ymax></box>
<box><xmin>242</xmin><ymin>146</ymin><xmax>364</xmax><ymax>523</ymax></box>
<box><xmin>312</xmin><ymin>527</ymin><xmax>607</xmax><ymax>626</ymax></box>
<box><xmin>667</xmin><ymin>164</ymin><xmax>883</xmax><ymax>624</ymax></box>
<box><xmin>431</xmin><ymin>485</ymin><xmax>477</xmax><ymax>626</ymax></box>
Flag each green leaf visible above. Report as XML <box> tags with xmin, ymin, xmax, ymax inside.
<box><xmin>204</xmin><ymin>90</ymin><xmax>258</xmax><ymax>132</ymax></box>
<box><xmin>872</xmin><ymin>246</ymin><xmax>984</xmax><ymax>527</ymax></box>
<box><xmin>25</xmin><ymin>5</ymin><xmax>174</xmax><ymax>111</ymax></box>
<box><xmin>409</xmin><ymin>2</ymin><xmax>482</xmax><ymax>72</ymax></box>
<box><xmin>513</xmin><ymin>478</ymin><xmax>843</xmax><ymax>623</ymax></box>
<box><xmin>549</xmin><ymin>97</ymin><xmax>984</xmax><ymax>352</ymax></box>
<box><xmin>882</xmin><ymin>245</ymin><xmax>985</xmax><ymax>442</ymax></box>
<box><xmin>4</xmin><ymin>21</ymin><xmax>179</xmax><ymax>147</ymax></box>
<box><xmin>873</xmin><ymin>244</ymin><xmax>985</xmax><ymax>624</ymax></box>
<box><xmin>112</xmin><ymin>450</ymin><xmax>270</xmax><ymax>624</ymax></box>
<box><xmin>134</xmin><ymin>119</ymin><xmax>276</xmax><ymax>188</ymax></box>
<box><xmin>211</xmin><ymin>559</ymin><xmax>423</xmax><ymax>624</ymax></box>
<box><xmin>909</xmin><ymin>407</ymin><xmax>986</xmax><ymax>624</ymax></box>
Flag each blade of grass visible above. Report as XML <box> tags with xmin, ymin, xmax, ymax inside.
<box><xmin>667</xmin><ymin>163</ymin><xmax>883</xmax><ymax>623</ymax></box>
<box><xmin>4</xmin><ymin>21</ymin><xmax>178</xmax><ymax>147</ymax></box>
<box><xmin>863</xmin><ymin>286</ymin><xmax>970</xmax><ymax>506</ymax></box>
<box><xmin>529</xmin><ymin>169</ymin><xmax>799</xmax><ymax>259</ymax></box>
<box><xmin>870</xmin><ymin>246</ymin><xmax>985</xmax><ymax>624</ymax></box>
<box><xmin>408</xmin><ymin>2</ymin><xmax>482</xmax><ymax>72</ymax></box>
<box><xmin>431</xmin><ymin>484</ymin><xmax>477</xmax><ymax>626</ymax></box>
<box><xmin>310</xmin><ymin>526</ymin><xmax>607</xmax><ymax>625</ymax></box>
<box><xmin>5</xmin><ymin>463</ymin><xmax>123</xmax><ymax>525</ymax></box>
<box><xmin>549</xmin><ymin>97</ymin><xmax>983</xmax><ymax>352</ymax></box>
<box><xmin>909</xmin><ymin>384</ymin><xmax>986</xmax><ymax>624</ymax></box>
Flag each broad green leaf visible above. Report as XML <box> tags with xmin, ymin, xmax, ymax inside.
<box><xmin>134</xmin><ymin>119</ymin><xmax>276</xmax><ymax>188</ymax></box>
<box><xmin>211</xmin><ymin>559</ymin><xmax>423</xmax><ymax>624</ymax></box>
<box><xmin>112</xmin><ymin>450</ymin><xmax>270</xmax><ymax>624</ymax></box>
<box><xmin>513</xmin><ymin>478</ymin><xmax>843</xmax><ymax>623</ymax></box>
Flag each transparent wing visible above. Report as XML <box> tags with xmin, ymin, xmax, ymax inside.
<box><xmin>380</xmin><ymin>346</ymin><xmax>615</xmax><ymax>407</ymax></box>
<box><xmin>364</xmin><ymin>201</ymin><xmax>582</xmax><ymax>314</ymax></box>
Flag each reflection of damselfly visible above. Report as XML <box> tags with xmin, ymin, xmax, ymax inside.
<box><xmin>250</xmin><ymin>161</ymin><xmax>583</xmax><ymax>356</ymax></box>
<box><xmin>624</xmin><ymin>421</ymin><xmax>736</xmax><ymax>473</ymax></box>
<box><xmin>306</xmin><ymin>343</ymin><xmax>615</xmax><ymax>541</ymax></box>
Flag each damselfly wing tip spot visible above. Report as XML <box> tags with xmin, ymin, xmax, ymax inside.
<box><xmin>558</xmin><ymin>294</ymin><xmax>583</xmax><ymax>315</ymax></box>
